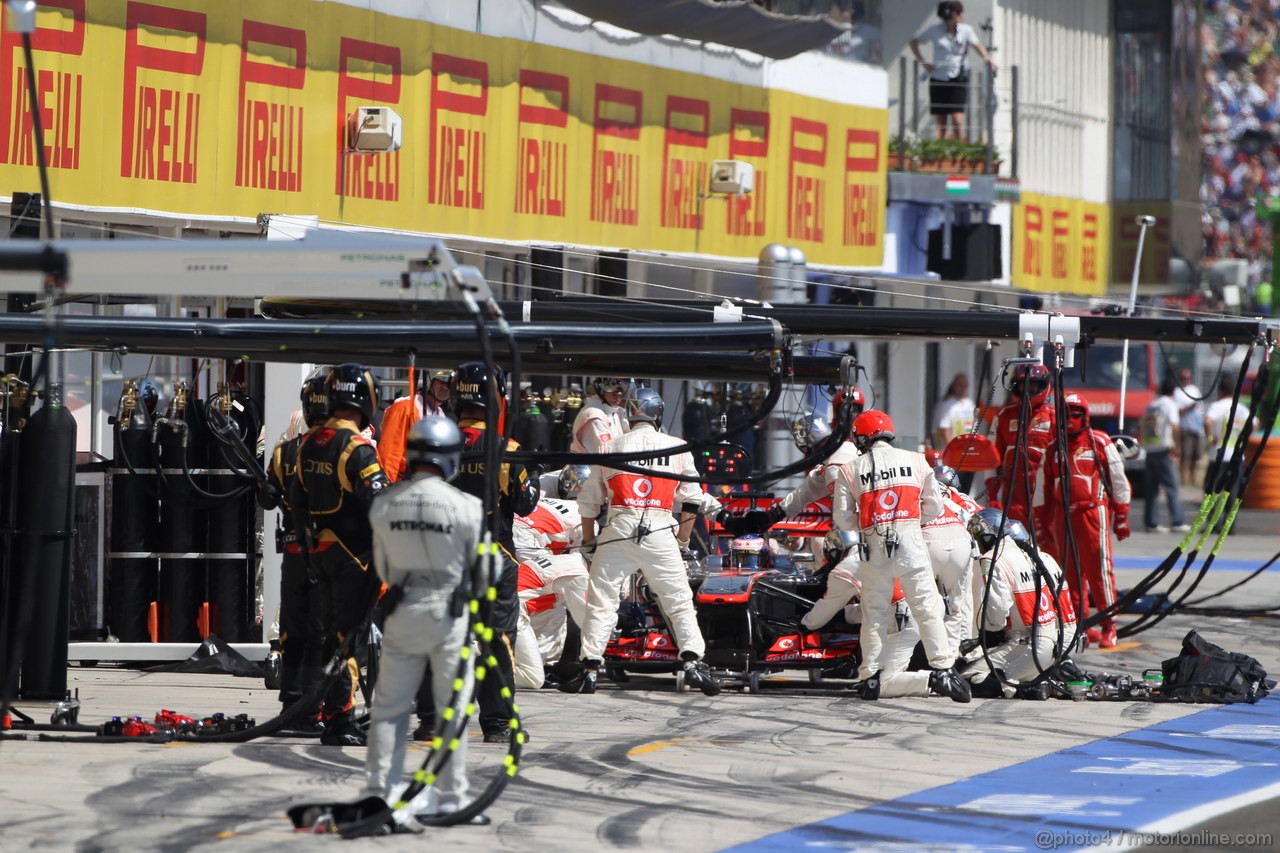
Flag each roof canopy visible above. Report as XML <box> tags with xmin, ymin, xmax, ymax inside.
<box><xmin>553</xmin><ymin>0</ymin><xmax>844</xmax><ymax>59</ymax></box>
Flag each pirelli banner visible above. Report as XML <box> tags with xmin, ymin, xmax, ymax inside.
<box><xmin>0</xmin><ymin>0</ymin><xmax>888</xmax><ymax>266</ymax></box>
<box><xmin>1012</xmin><ymin>191</ymin><xmax>1111</xmax><ymax>296</ymax></box>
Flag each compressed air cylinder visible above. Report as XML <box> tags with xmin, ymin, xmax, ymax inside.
<box><xmin>203</xmin><ymin>396</ymin><xmax>252</xmax><ymax>642</ymax></box>
<box><xmin>108</xmin><ymin>410</ymin><xmax>158</xmax><ymax>642</ymax></box>
<box><xmin>157</xmin><ymin>394</ymin><xmax>203</xmax><ymax>642</ymax></box>
<box><xmin>16</xmin><ymin>400</ymin><xmax>76</xmax><ymax>699</ymax></box>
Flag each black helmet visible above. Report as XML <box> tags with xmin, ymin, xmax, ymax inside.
<box><xmin>326</xmin><ymin>363</ymin><xmax>379</xmax><ymax>429</ymax></box>
<box><xmin>627</xmin><ymin>387</ymin><xmax>664</xmax><ymax>427</ymax></box>
<box><xmin>558</xmin><ymin>464</ymin><xmax>592</xmax><ymax>499</ymax></box>
<box><xmin>300</xmin><ymin>367</ymin><xmax>330</xmax><ymax>427</ymax></box>
<box><xmin>405</xmin><ymin>416</ymin><xmax>464</xmax><ymax>481</ymax></box>
<box><xmin>451</xmin><ymin>361</ymin><xmax>506</xmax><ymax>414</ymax></box>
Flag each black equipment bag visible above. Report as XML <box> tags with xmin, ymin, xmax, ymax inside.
<box><xmin>1160</xmin><ymin>630</ymin><xmax>1273</xmax><ymax>705</ymax></box>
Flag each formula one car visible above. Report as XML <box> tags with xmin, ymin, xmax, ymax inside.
<box><xmin>694</xmin><ymin>494</ymin><xmax>860</xmax><ymax>692</ymax></box>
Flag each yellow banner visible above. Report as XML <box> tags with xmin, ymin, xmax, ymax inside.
<box><xmin>1110</xmin><ymin>201</ymin><xmax>1171</xmax><ymax>287</ymax></box>
<box><xmin>1012</xmin><ymin>191</ymin><xmax>1111</xmax><ymax>296</ymax></box>
<box><xmin>0</xmin><ymin>0</ymin><xmax>887</xmax><ymax>267</ymax></box>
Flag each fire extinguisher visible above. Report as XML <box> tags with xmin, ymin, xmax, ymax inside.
<box><xmin>107</xmin><ymin>379</ymin><xmax>160</xmax><ymax>643</ymax></box>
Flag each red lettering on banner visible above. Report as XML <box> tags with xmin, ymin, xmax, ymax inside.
<box><xmin>787</xmin><ymin>118</ymin><xmax>826</xmax><ymax>241</ymax></box>
<box><xmin>661</xmin><ymin>96</ymin><xmax>708</xmax><ymax>230</ymax></box>
<box><xmin>1081</xmin><ymin>212</ymin><xmax>1098</xmax><ymax>281</ymax></box>
<box><xmin>336</xmin><ymin>38</ymin><xmax>400</xmax><ymax>201</ymax></box>
<box><xmin>1051</xmin><ymin>209</ymin><xmax>1069</xmax><ymax>279</ymax></box>
<box><xmin>591</xmin><ymin>84</ymin><xmax>641</xmax><ymax>226</ymax></box>
<box><xmin>1</xmin><ymin>0</ymin><xmax>83</xmax><ymax>170</ymax></box>
<box><xmin>843</xmin><ymin>185</ymin><xmax>879</xmax><ymax>246</ymax></box>
<box><xmin>1117</xmin><ymin>215</ymin><xmax>1168</xmax><ymax>283</ymax></box>
<box><xmin>1022</xmin><ymin>205</ymin><xmax>1042</xmax><ymax>276</ymax></box>
<box><xmin>843</xmin><ymin>128</ymin><xmax>879</xmax><ymax>247</ymax></box>
<box><xmin>726</xmin><ymin>108</ymin><xmax>768</xmax><ymax>237</ymax></box>
<box><xmin>430</xmin><ymin>53</ymin><xmax>487</xmax><ymax>210</ymax></box>
<box><xmin>121</xmin><ymin>2</ymin><xmax>204</xmax><ymax>183</ymax></box>
<box><xmin>515</xmin><ymin>69</ymin><xmax>567</xmax><ymax>216</ymax></box>
<box><xmin>236</xmin><ymin>21</ymin><xmax>305</xmax><ymax>192</ymax></box>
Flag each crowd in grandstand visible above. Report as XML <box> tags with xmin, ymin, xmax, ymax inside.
<box><xmin>1202</xmin><ymin>0</ymin><xmax>1280</xmax><ymax>287</ymax></box>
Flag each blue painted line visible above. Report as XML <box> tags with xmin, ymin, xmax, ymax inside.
<box><xmin>727</xmin><ymin>695</ymin><xmax>1280</xmax><ymax>852</ymax></box>
<box><xmin>1115</xmin><ymin>556</ymin><xmax>1276</xmax><ymax>572</ymax></box>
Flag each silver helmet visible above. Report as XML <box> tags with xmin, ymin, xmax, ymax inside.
<box><xmin>790</xmin><ymin>411</ymin><xmax>832</xmax><ymax>452</ymax></box>
<box><xmin>405</xmin><ymin>416</ymin><xmax>464</xmax><ymax>481</ymax></box>
<box><xmin>558</xmin><ymin>464</ymin><xmax>592</xmax><ymax>499</ymax></box>
<box><xmin>966</xmin><ymin>507</ymin><xmax>1031</xmax><ymax>553</ymax></box>
<box><xmin>627</xmin><ymin>387</ymin><xmax>664</xmax><ymax>427</ymax></box>
<box><xmin>592</xmin><ymin>377</ymin><xmax>633</xmax><ymax>399</ymax></box>
<box><xmin>823</xmin><ymin>529</ymin><xmax>861</xmax><ymax>564</ymax></box>
<box><xmin>933</xmin><ymin>464</ymin><xmax>960</xmax><ymax>489</ymax></box>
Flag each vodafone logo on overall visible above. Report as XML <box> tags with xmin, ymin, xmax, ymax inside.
<box><xmin>878</xmin><ymin>490</ymin><xmax>899</xmax><ymax>511</ymax></box>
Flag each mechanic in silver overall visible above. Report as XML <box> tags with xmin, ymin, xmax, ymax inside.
<box><xmin>364</xmin><ymin>416</ymin><xmax>488</xmax><ymax>824</ymax></box>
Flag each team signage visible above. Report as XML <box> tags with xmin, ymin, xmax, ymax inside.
<box><xmin>1013</xmin><ymin>190</ymin><xmax>1112</xmax><ymax>295</ymax></box>
<box><xmin>0</xmin><ymin>0</ymin><xmax>886</xmax><ymax>267</ymax></box>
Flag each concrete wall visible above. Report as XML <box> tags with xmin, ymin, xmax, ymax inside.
<box><xmin>997</xmin><ymin>0</ymin><xmax>1112</xmax><ymax>202</ymax></box>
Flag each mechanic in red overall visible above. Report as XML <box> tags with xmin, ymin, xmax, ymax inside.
<box><xmin>984</xmin><ymin>363</ymin><xmax>1056</xmax><ymax>549</ymax></box>
<box><xmin>1043</xmin><ymin>392</ymin><xmax>1131</xmax><ymax>649</ymax></box>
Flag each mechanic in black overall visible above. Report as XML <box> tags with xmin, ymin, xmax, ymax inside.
<box><xmin>290</xmin><ymin>363</ymin><xmax>389</xmax><ymax>746</ymax></box>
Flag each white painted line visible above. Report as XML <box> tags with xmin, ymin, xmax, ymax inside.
<box><xmin>1102</xmin><ymin>779</ymin><xmax>1280</xmax><ymax>850</ymax></box>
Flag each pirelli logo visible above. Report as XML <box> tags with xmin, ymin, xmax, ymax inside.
<box><xmin>359</xmin><ymin>463</ymin><xmax>381</xmax><ymax>480</ymax></box>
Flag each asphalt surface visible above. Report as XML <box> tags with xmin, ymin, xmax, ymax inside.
<box><xmin>2</xmin><ymin>498</ymin><xmax>1279</xmax><ymax>853</ymax></box>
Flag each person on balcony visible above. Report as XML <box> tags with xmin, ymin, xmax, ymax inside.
<box><xmin>909</xmin><ymin>1</ymin><xmax>997</xmax><ymax>140</ymax></box>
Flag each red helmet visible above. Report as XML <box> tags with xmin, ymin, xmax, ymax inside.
<box><xmin>834</xmin><ymin>386</ymin><xmax>866</xmax><ymax>415</ymax></box>
<box><xmin>1063</xmin><ymin>391</ymin><xmax>1090</xmax><ymax>433</ymax></box>
<box><xmin>833</xmin><ymin>387</ymin><xmax>866</xmax><ymax>437</ymax></box>
<box><xmin>1009</xmin><ymin>364</ymin><xmax>1050</xmax><ymax>405</ymax></box>
<box><xmin>853</xmin><ymin>409</ymin><xmax>895</xmax><ymax>452</ymax></box>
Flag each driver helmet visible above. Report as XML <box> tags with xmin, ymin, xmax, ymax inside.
<box><xmin>729</xmin><ymin>535</ymin><xmax>770</xmax><ymax>570</ymax></box>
